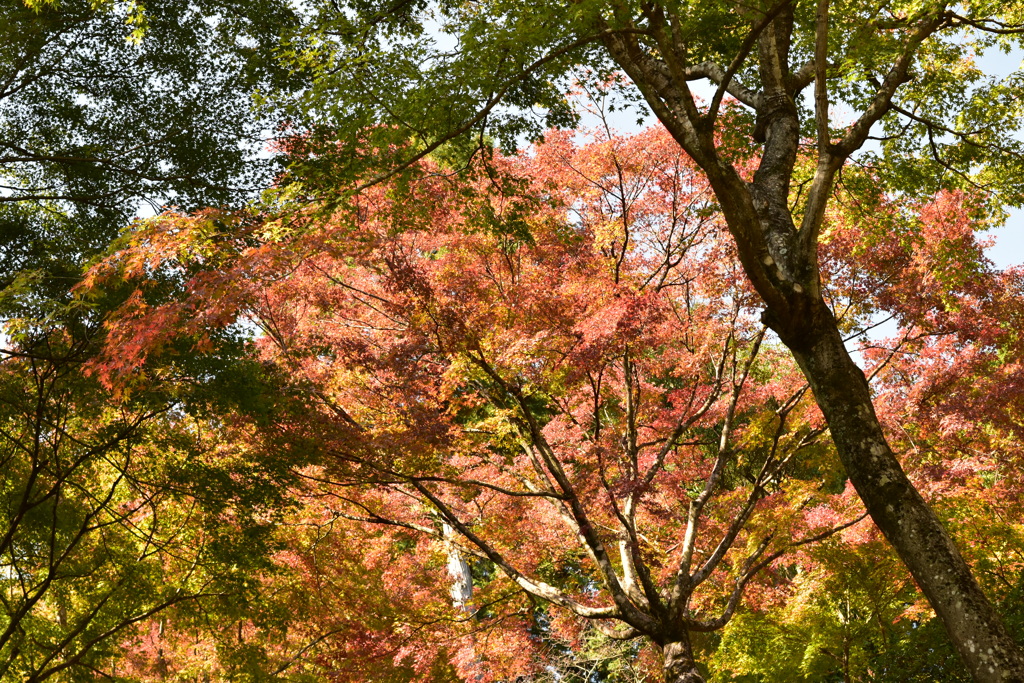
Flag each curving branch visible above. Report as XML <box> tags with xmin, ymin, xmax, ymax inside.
<box><xmin>684</xmin><ymin>61</ymin><xmax>763</xmax><ymax>110</ymax></box>
<box><xmin>464</xmin><ymin>347</ymin><xmax>657</xmax><ymax>629</ymax></box>
<box><xmin>409</xmin><ymin>480</ymin><xmax>625</xmax><ymax>622</ymax></box>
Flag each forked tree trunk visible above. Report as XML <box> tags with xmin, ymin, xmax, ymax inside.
<box><xmin>628</xmin><ymin>68</ymin><xmax>1024</xmax><ymax>677</ymax></box>
<box><xmin>784</xmin><ymin>300</ymin><xmax>1024</xmax><ymax>681</ymax></box>
<box><xmin>663</xmin><ymin>638</ymin><xmax>704</xmax><ymax>683</ymax></box>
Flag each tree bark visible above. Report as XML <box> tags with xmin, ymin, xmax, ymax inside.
<box><xmin>662</xmin><ymin>638</ymin><xmax>704</xmax><ymax>683</ymax></box>
<box><xmin>779</xmin><ymin>298</ymin><xmax>1024</xmax><ymax>682</ymax></box>
<box><xmin>442</xmin><ymin>522</ymin><xmax>473</xmax><ymax>610</ymax></box>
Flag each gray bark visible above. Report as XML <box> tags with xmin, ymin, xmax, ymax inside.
<box><xmin>790</xmin><ymin>307</ymin><xmax>1024</xmax><ymax>681</ymax></box>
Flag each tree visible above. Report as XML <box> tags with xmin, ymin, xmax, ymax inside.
<box><xmin>0</xmin><ymin>5</ymin><xmax>307</xmax><ymax>675</ymax></box>
<box><xmin>0</xmin><ymin>0</ymin><xmax>299</xmax><ymax>310</ymax></box>
<box><xmin>88</xmin><ymin>126</ymin><xmax>893</xmax><ymax>682</ymax></box>
<box><xmin>714</xmin><ymin>180</ymin><xmax>1024</xmax><ymax>681</ymax></box>
<box><xmin>261</xmin><ymin>0</ymin><xmax>1024</xmax><ymax>678</ymax></box>
<box><xmin>0</xmin><ymin>320</ymin><xmax>300</xmax><ymax>680</ymax></box>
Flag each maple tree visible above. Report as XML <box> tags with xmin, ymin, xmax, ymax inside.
<box><xmin>5</xmin><ymin>8</ymin><xmax>1023</xmax><ymax>679</ymax></box>
<box><xmin>256</xmin><ymin>0</ymin><xmax>1024</xmax><ymax>678</ymax></box>
<box><xmin>84</xmin><ymin>125</ymin><xmax>962</xmax><ymax>682</ymax></box>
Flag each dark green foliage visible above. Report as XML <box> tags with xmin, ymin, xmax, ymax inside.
<box><xmin>0</xmin><ymin>0</ymin><xmax>301</xmax><ymax>314</ymax></box>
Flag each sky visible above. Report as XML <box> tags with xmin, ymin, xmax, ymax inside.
<box><xmin>977</xmin><ymin>48</ymin><xmax>1024</xmax><ymax>270</ymax></box>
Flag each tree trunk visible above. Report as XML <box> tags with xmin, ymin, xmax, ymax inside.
<box><xmin>662</xmin><ymin>638</ymin><xmax>704</xmax><ymax>683</ymax></box>
<box><xmin>442</xmin><ymin>522</ymin><xmax>473</xmax><ymax>610</ymax></box>
<box><xmin>784</xmin><ymin>300</ymin><xmax>1024</xmax><ymax>681</ymax></box>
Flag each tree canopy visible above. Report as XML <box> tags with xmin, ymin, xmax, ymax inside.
<box><xmin>1</xmin><ymin>1</ymin><xmax>302</xmax><ymax>678</ymax></box>
<box><xmin>0</xmin><ymin>0</ymin><xmax>299</xmax><ymax>306</ymax></box>
<box><xmin>256</xmin><ymin>1</ymin><xmax>1024</xmax><ymax>679</ymax></box>
<box><xmin>5</xmin><ymin>0</ymin><xmax>1024</xmax><ymax>680</ymax></box>
<box><xmin>80</xmin><ymin>122</ymin><xmax>1024</xmax><ymax>681</ymax></box>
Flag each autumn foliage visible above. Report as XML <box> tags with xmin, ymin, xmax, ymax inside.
<box><xmin>74</xmin><ymin>125</ymin><xmax>1024</xmax><ymax>681</ymax></box>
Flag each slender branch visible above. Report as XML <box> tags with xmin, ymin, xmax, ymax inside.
<box><xmin>833</xmin><ymin>15</ymin><xmax>944</xmax><ymax>158</ymax></box>
<box><xmin>464</xmin><ymin>349</ymin><xmax>652</xmax><ymax>626</ymax></box>
<box><xmin>945</xmin><ymin>12</ymin><xmax>1024</xmax><ymax>34</ymax></box>
<box><xmin>409</xmin><ymin>480</ymin><xmax>625</xmax><ymax>622</ymax></box>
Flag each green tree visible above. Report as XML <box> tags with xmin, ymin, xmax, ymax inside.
<box><xmin>0</xmin><ymin>321</ymin><xmax>299</xmax><ymax>680</ymax></box>
<box><xmin>0</xmin><ymin>5</ymin><xmax>310</xmax><ymax>675</ymax></box>
<box><xmin>261</xmin><ymin>1</ymin><xmax>1024</xmax><ymax>680</ymax></box>
<box><xmin>0</xmin><ymin>0</ymin><xmax>298</xmax><ymax>301</ymax></box>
